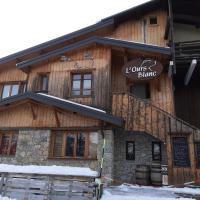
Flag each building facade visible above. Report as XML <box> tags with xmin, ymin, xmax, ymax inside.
<box><xmin>0</xmin><ymin>0</ymin><xmax>200</xmax><ymax>185</ymax></box>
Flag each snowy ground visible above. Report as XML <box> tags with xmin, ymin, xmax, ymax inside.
<box><xmin>0</xmin><ymin>164</ymin><xmax>98</xmax><ymax>177</ymax></box>
<box><xmin>101</xmin><ymin>184</ymin><xmax>200</xmax><ymax>200</ymax></box>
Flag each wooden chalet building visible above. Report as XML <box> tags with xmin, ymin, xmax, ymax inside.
<box><xmin>0</xmin><ymin>0</ymin><xmax>200</xmax><ymax>185</ymax></box>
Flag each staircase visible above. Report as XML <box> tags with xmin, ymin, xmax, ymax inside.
<box><xmin>112</xmin><ymin>92</ymin><xmax>200</xmax><ymax>142</ymax></box>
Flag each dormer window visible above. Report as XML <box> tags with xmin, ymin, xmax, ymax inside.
<box><xmin>149</xmin><ymin>16</ymin><xmax>158</xmax><ymax>25</ymax></box>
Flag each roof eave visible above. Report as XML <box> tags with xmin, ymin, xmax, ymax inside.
<box><xmin>0</xmin><ymin>92</ymin><xmax>124</xmax><ymax>127</ymax></box>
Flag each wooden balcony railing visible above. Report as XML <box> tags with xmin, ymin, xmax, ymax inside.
<box><xmin>112</xmin><ymin>92</ymin><xmax>200</xmax><ymax>142</ymax></box>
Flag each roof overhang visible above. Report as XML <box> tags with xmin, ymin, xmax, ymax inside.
<box><xmin>0</xmin><ymin>18</ymin><xmax>114</xmax><ymax>66</ymax></box>
<box><xmin>16</xmin><ymin>36</ymin><xmax>171</xmax><ymax>72</ymax></box>
<box><xmin>0</xmin><ymin>92</ymin><xmax>123</xmax><ymax>127</ymax></box>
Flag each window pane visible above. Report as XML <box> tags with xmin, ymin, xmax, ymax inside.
<box><xmin>11</xmin><ymin>85</ymin><xmax>19</xmax><ymax>96</ymax></box>
<box><xmin>73</xmin><ymin>74</ymin><xmax>81</xmax><ymax>80</ymax></box>
<box><xmin>89</xmin><ymin>132</ymin><xmax>98</xmax><ymax>159</ymax></box>
<box><xmin>76</xmin><ymin>133</ymin><xmax>86</xmax><ymax>157</ymax></box>
<box><xmin>0</xmin><ymin>135</ymin><xmax>10</xmax><ymax>155</ymax></box>
<box><xmin>84</xmin><ymin>74</ymin><xmax>91</xmax><ymax>79</ymax></box>
<box><xmin>72</xmin><ymin>90</ymin><xmax>81</xmax><ymax>96</ymax></box>
<box><xmin>130</xmin><ymin>83</ymin><xmax>150</xmax><ymax>99</ymax></box>
<box><xmin>2</xmin><ymin>85</ymin><xmax>11</xmax><ymax>98</ymax></box>
<box><xmin>10</xmin><ymin>134</ymin><xmax>18</xmax><ymax>155</ymax></box>
<box><xmin>152</xmin><ymin>142</ymin><xmax>161</xmax><ymax>161</ymax></box>
<box><xmin>83</xmin><ymin>79</ymin><xmax>91</xmax><ymax>89</ymax></box>
<box><xmin>72</xmin><ymin>80</ymin><xmax>81</xmax><ymax>90</ymax></box>
<box><xmin>66</xmin><ymin>135</ymin><xmax>75</xmax><ymax>157</ymax></box>
<box><xmin>42</xmin><ymin>76</ymin><xmax>49</xmax><ymax>91</ymax></box>
<box><xmin>83</xmin><ymin>90</ymin><xmax>91</xmax><ymax>96</ymax></box>
<box><xmin>126</xmin><ymin>141</ymin><xmax>135</xmax><ymax>160</ymax></box>
<box><xmin>53</xmin><ymin>132</ymin><xmax>63</xmax><ymax>157</ymax></box>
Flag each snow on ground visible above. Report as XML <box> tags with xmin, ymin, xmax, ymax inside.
<box><xmin>101</xmin><ymin>184</ymin><xmax>200</xmax><ymax>200</ymax></box>
<box><xmin>0</xmin><ymin>196</ymin><xmax>14</xmax><ymax>200</ymax></box>
<box><xmin>0</xmin><ymin>164</ymin><xmax>98</xmax><ymax>177</ymax></box>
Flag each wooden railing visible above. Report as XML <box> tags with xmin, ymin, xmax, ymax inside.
<box><xmin>112</xmin><ymin>92</ymin><xmax>200</xmax><ymax>142</ymax></box>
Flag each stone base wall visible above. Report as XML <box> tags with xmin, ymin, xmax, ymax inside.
<box><xmin>113</xmin><ymin>131</ymin><xmax>167</xmax><ymax>183</ymax></box>
<box><xmin>0</xmin><ymin>129</ymin><xmax>114</xmax><ymax>183</ymax></box>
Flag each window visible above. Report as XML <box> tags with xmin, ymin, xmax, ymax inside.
<box><xmin>126</xmin><ymin>141</ymin><xmax>135</xmax><ymax>160</ymax></box>
<box><xmin>51</xmin><ymin>131</ymin><xmax>98</xmax><ymax>159</ymax></box>
<box><xmin>40</xmin><ymin>74</ymin><xmax>49</xmax><ymax>91</ymax></box>
<box><xmin>195</xmin><ymin>143</ymin><xmax>200</xmax><ymax>168</ymax></box>
<box><xmin>130</xmin><ymin>83</ymin><xmax>150</xmax><ymax>99</ymax></box>
<box><xmin>0</xmin><ymin>131</ymin><xmax>18</xmax><ymax>156</ymax></box>
<box><xmin>152</xmin><ymin>142</ymin><xmax>161</xmax><ymax>161</ymax></box>
<box><xmin>1</xmin><ymin>82</ymin><xmax>26</xmax><ymax>99</ymax></box>
<box><xmin>172</xmin><ymin>137</ymin><xmax>190</xmax><ymax>167</ymax></box>
<box><xmin>149</xmin><ymin>16</ymin><xmax>158</xmax><ymax>25</ymax></box>
<box><xmin>71</xmin><ymin>73</ymin><xmax>92</xmax><ymax>96</ymax></box>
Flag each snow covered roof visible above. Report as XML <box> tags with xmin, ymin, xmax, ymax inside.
<box><xmin>0</xmin><ymin>92</ymin><xmax>123</xmax><ymax>126</ymax></box>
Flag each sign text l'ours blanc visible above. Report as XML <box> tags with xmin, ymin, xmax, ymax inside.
<box><xmin>122</xmin><ymin>58</ymin><xmax>163</xmax><ymax>81</ymax></box>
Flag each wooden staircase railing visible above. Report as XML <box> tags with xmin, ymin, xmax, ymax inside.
<box><xmin>112</xmin><ymin>92</ymin><xmax>200</xmax><ymax>142</ymax></box>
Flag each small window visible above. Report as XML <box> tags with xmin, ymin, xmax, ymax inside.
<box><xmin>126</xmin><ymin>141</ymin><xmax>135</xmax><ymax>160</ymax></box>
<box><xmin>51</xmin><ymin>131</ymin><xmax>98</xmax><ymax>159</ymax></box>
<box><xmin>149</xmin><ymin>16</ymin><xmax>158</xmax><ymax>25</ymax></box>
<box><xmin>71</xmin><ymin>73</ymin><xmax>92</xmax><ymax>96</ymax></box>
<box><xmin>40</xmin><ymin>74</ymin><xmax>49</xmax><ymax>91</ymax></box>
<box><xmin>130</xmin><ymin>83</ymin><xmax>150</xmax><ymax>99</ymax></box>
<box><xmin>0</xmin><ymin>131</ymin><xmax>18</xmax><ymax>156</ymax></box>
<box><xmin>1</xmin><ymin>82</ymin><xmax>26</xmax><ymax>99</ymax></box>
<box><xmin>152</xmin><ymin>142</ymin><xmax>161</xmax><ymax>161</ymax></box>
<box><xmin>195</xmin><ymin>143</ymin><xmax>200</xmax><ymax>168</ymax></box>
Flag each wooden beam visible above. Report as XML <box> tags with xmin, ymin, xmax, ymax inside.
<box><xmin>29</xmin><ymin>103</ymin><xmax>37</xmax><ymax>120</ymax></box>
<box><xmin>54</xmin><ymin>109</ymin><xmax>60</xmax><ymax>127</ymax></box>
<box><xmin>164</xmin><ymin>17</ymin><xmax>170</xmax><ymax>40</ymax></box>
<box><xmin>184</xmin><ymin>59</ymin><xmax>197</xmax><ymax>85</ymax></box>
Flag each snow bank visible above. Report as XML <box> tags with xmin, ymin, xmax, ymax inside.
<box><xmin>101</xmin><ymin>184</ymin><xmax>200</xmax><ymax>200</ymax></box>
<box><xmin>125</xmin><ymin>184</ymin><xmax>200</xmax><ymax>195</ymax></box>
<box><xmin>0</xmin><ymin>196</ymin><xmax>15</xmax><ymax>200</ymax></box>
<box><xmin>0</xmin><ymin>164</ymin><xmax>98</xmax><ymax>177</ymax></box>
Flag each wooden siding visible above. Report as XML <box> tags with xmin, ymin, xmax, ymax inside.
<box><xmin>111</xmin><ymin>53</ymin><xmax>174</xmax><ymax>114</ymax></box>
<box><xmin>27</xmin><ymin>46</ymin><xmax>111</xmax><ymax>110</ymax></box>
<box><xmin>107</xmin><ymin>10</ymin><xmax>167</xmax><ymax>47</ymax></box>
<box><xmin>0</xmin><ymin>101</ymin><xmax>100</xmax><ymax>128</ymax></box>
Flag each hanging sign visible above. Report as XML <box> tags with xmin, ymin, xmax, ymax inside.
<box><xmin>122</xmin><ymin>58</ymin><xmax>163</xmax><ymax>80</ymax></box>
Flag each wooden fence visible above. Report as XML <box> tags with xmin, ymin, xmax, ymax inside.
<box><xmin>0</xmin><ymin>172</ymin><xmax>99</xmax><ymax>200</ymax></box>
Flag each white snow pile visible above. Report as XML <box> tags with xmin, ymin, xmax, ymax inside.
<box><xmin>101</xmin><ymin>184</ymin><xmax>200</xmax><ymax>200</ymax></box>
<box><xmin>0</xmin><ymin>164</ymin><xmax>98</xmax><ymax>177</ymax></box>
<box><xmin>0</xmin><ymin>196</ymin><xmax>15</xmax><ymax>200</ymax></box>
<box><xmin>38</xmin><ymin>93</ymin><xmax>106</xmax><ymax>113</ymax></box>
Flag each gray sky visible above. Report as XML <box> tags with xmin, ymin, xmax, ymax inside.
<box><xmin>0</xmin><ymin>0</ymin><xmax>149</xmax><ymax>58</ymax></box>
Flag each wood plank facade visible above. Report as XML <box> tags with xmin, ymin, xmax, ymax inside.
<box><xmin>0</xmin><ymin>0</ymin><xmax>199</xmax><ymax>186</ymax></box>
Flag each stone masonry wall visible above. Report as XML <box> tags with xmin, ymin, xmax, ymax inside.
<box><xmin>113</xmin><ymin>131</ymin><xmax>167</xmax><ymax>183</ymax></box>
<box><xmin>0</xmin><ymin>129</ymin><xmax>114</xmax><ymax>182</ymax></box>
